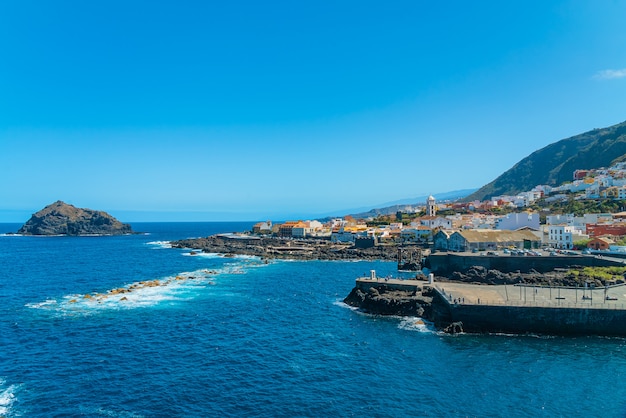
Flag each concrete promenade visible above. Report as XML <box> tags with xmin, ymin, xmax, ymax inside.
<box><xmin>434</xmin><ymin>281</ymin><xmax>626</xmax><ymax>310</ymax></box>
<box><xmin>355</xmin><ymin>277</ymin><xmax>626</xmax><ymax>310</ymax></box>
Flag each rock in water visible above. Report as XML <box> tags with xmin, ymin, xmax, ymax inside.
<box><xmin>17</xmin><ymin>201</ymin><xmax>133</xmax><ymax>236</ymax></box>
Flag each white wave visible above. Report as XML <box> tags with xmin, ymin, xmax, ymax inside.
<box><xmin>0</xmin><ymin>378</ymin><xmax>19</xmax><ymax>417</ymax></box>
<box><xmin>145</xmin><ymin>241</ymin><xmax>172</xmax><ymax>249</ymax></box>
<box><xmin>229</xmin><ymin>254</ymin><xmax>260</xmax><ymax>260</ymax></box>
<box><xmin>334</xmin><ymin>300</ymin><xmax>359</xmax><ymax>311</ymax></box>
<box><xmin>183</xmin><ymin>251</ymin><xmax>221</xmax><ymax>258</ymax></box>
<box><xmin>25</xmin><ymin>299</ymin><xmax>59</xmax><ymax>309</ymax></box>
<box><xmin>26</xmin><ymin>255</ymin><xmax>272</xmax><ymax>315</ymax></box>
<box><xmin>188</xmin><ymin>252</ymin><xmax>262</xmax><ymax>261</ymax></box>
<box><xmin>398</xmin><ymin>317</ymin><xmax>436</xmax><ymax>333</ymax></box>
<box><xmin>27</xmin><ymin>269</ymin><xmax>221</xmax><ymax>314</ymax></box>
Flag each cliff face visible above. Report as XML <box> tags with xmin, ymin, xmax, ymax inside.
<box><xmin>17</xmin><ymin>201</ymin><xmax>133</xmax><ymax>236</ymax></box>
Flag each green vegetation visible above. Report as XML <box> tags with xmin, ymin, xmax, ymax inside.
<box><xmin>573</xmin><ymin>239</ymin><xmax>591</xmax><ymax>249</ymax></box>
<box><xmin>569</xmin><ymin>266</ymin><xmax>626</xmax><ymax>282</ymax></box>
<box><xmin>367</xmin><ymin>212</ymin><xmax>419</xmax><ymax>226</ymax></box>
<box><xmin>539</xmin><ymin>198</ymin><xmax>626</xmax><ymax>216</ymax></box>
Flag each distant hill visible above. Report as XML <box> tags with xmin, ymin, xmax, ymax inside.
<box><xmin>18</xmin><ymin>201</ymin><xmax>133</xmax><ymax>236</ymax></box>
<box><xmin>345</xmin><ymin>189</ymin><xmax>477</xmax><ymax>219</ymax></box>
<box><xmin>464</xmin><ymin>120</ymin><xmax>626</xmax><ymax>202</ymax></box>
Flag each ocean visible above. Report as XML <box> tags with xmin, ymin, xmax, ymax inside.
<box><xmin>1</xmin><ymin>221</ymin><xmax>626</xmax><ymax>417</ymax></box>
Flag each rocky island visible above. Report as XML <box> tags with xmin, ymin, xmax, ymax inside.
<box><xmin>17</xmin><ymin>201</ymin><xmax>133</xmax><ymax>236</ymax></box>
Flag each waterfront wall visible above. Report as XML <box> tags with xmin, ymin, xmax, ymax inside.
<box><xmin>427</xmin><ymin>253</ymin><xmax>623</xmax><ymax>275</ymax></box>
<box><xmin>431</xmin><ymin>291</ymin><xmax>626</xmax><ymax>336</ymax></box>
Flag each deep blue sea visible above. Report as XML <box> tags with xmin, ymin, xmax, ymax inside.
<box><xmin>2</xmin><ymin>222</ymin><xmax>626</xmax><ymax>417</ymax></box>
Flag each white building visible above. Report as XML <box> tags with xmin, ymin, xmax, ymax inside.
<box><xmin>548</xmin><ymin>225</ymin><xmax>574</xmax><ymax>249</ymax></box>
<box><xmin>495</xmin><ymin>213</ymin><xmax>540</xmax><ymax>231</ymax></box>
<box><xmin>416</xmin><ymin>216</ymin><xmax>452</xmax><ymax>230</ymax></box>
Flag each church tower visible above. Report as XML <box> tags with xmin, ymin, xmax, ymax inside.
<box><xmin>426</xmin><ymin>195</ymin><xmax>436</xmax><ymax>217</ymax></box>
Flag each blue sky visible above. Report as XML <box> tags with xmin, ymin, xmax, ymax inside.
<box><xmin>2</xmin><ymin>1</ymin><xmax>626</xmax><ymax>222</ymax></box>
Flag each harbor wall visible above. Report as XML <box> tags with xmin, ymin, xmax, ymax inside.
<box><xmin>431</xmin><ymin>291</ymin><xmax>626</xmax><ymax>336</ymax></box>
<box><xmin>427</xmin><ymin>253</ymin><xmax>623</xmax><ymax>275</ymax></box>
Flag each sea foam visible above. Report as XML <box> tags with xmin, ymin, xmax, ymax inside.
<box><xmin>26</xmin><ymin>257</ymin><xmax>269</xmax><ymax>315</ymax></box>
<box><xmin>26</xmin><ymin>269</ymin><xmax>220</xmax><ymax>315</ymax></box>
<box><xmin>146</xmin><ymin>240</ymin><xmax>172</xmax><ymax>249</ymax></box>
<box><xmin>0</xmin><ymin>378</ymin><xmax>19</xmax><ymax>417</ymax></box>
<box><xmin>398</xmin><ymin>317</ymin><xmax>435</xmax><ymax>333</ymax></box>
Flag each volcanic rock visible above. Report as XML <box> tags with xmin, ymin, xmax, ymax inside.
<box><xmin>17</xmin><ymin>201</ymin><xmax>133</xmax><ymax>236</ymax></box>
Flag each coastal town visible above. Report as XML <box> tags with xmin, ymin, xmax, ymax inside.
<box><xmin>240</xmin><ymin>161</ymin><xmax>626</xmax><ymax>255</ymax></box>
<box><xmin>169</xmin><ymin>162</ymin><xmax>626</xmax><ymax>336</ymax></box>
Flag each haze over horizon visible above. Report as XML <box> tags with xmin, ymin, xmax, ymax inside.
<box><xmin>2</xmin><ymin>1</ymin><xmax>626</xmax><ymax>222</ymax></box>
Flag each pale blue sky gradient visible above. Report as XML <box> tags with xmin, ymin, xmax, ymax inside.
<box><xmin>2</xmin><ymin>1</ymin><xmax>626</xmax><ymax>221</ymax></box>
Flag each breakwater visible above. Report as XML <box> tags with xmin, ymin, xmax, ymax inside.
<box><xmin>433</xmin><ymin>286</ymin><xmax>626</xmax><ymax>336</ymax></box>
<box><xmin>347</xmin><ymin>277</ymin><xmax>626</xmax><ymax>336</ymax></box>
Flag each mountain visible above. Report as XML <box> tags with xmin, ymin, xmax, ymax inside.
<box><xmin>464</xmin><ymin>120</ymin><xmax>626</xmax><ymax>202</ymax></box>
<box><xmin>17</xmin><ymin>201</ymin><xmax>133</xmax><ymax>235</ymax></box>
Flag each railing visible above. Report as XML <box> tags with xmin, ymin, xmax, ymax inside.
<box><xmin>435</xmin><ymin>287</ymin><xmax>626</xmax><ymax>310</ymax></box>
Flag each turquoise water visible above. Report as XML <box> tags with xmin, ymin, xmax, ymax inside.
<box><xmin>1</xmin><ymin>222</ymin><xmax>626</xmax><ymax>417</ymax></box>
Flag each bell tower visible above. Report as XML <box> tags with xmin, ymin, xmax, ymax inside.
<box><xmin>426</xmin><ymin>195</ymin><xmax>436</xmax><ymax>217</ymax></box>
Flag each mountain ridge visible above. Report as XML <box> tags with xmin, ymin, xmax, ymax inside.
<box><xmin>464</xmin><ymin>120</ymin><xmax>626</xmax><ymax>202</ymax></box>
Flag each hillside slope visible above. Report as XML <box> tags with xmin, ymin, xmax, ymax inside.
<box><xmin>465</xmin><ymin>120</ymin><xmax>626</xmax><ymax>202</ymax></box>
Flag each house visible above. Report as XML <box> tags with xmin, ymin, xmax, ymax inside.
<box><xmin>495</xmin><ymin>212</ymin><xmax>540</xmax><ymax>231</ymax></box>
<box><xmin>588</xmin><ymin>236</ymin><xmax>615</xmax><ymax>251</ymax></box>
<box><xmin>548</xmin><ymin>225</ymin><xmax>587</xmax><ymax>250</ymax></box>
<box><xmin>433</xmin><ymin>230</ymin><xmax>454</xmax><ymax>251</ymax></box>
<box><xmin>417</xmin><ymin>216</ymin><xmax>452</xmax><ymax>230</ymax></box>
<box><xmin>586</xmin><ymin>223</ymin><xmax>626</xmax><ymax>238</ymax></box>
<box><xmin>400</xmin><ymin>226</ymin><xmax>432</xmax><ymax>243</ymax></box>
<box><xmin>252</xmin><ymin>221</ymin><xmax>272</xmax><ymax>234</ymax></box>
<box><xmin>437</xmin><ymin>229</ymin><xmax>541</xmax><ymax>252</ymax></box>
<box><xmin>278</xmin><ymin>221</ymin><xmax>299</xmax><ymax>237</ymax></box>
<box><xmin>600</xmin><ymin>186</ymin><xmax>620</xmax><ymax>199</ymax></box>
<box><xmin>330</xmin><ymin>230</ymin><xmax>364</xmax><ymax>244</ymax></box>
<box><xmin>291</xmin><ymin>221</ymin><xmax>310</xmax><ymax>238</ymax></box>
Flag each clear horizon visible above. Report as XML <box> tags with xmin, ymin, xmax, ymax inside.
<box><xmin>2</xmin><ymin>1</ymin><xmax>626</xmax><ymax>222</ymax></box>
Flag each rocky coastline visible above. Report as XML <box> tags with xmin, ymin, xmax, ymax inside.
<box><xmin>173</xmin><ymin>233</ymin><xmax>626</xmax><ymax>335</ymax></box>
<box><xmin>341</xmin><ymin>260</ymin><xmax>626</xmax><ymax>335</ymax></box>
<box><xmin>343</xmin><ymin>283</ymin><xmax>434</xmax><ymax>317</ymax></box>
<box><xmin>171</xmin><ymin>235</ymin><xmax>400</xmax><ymax>261</ymax></box>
